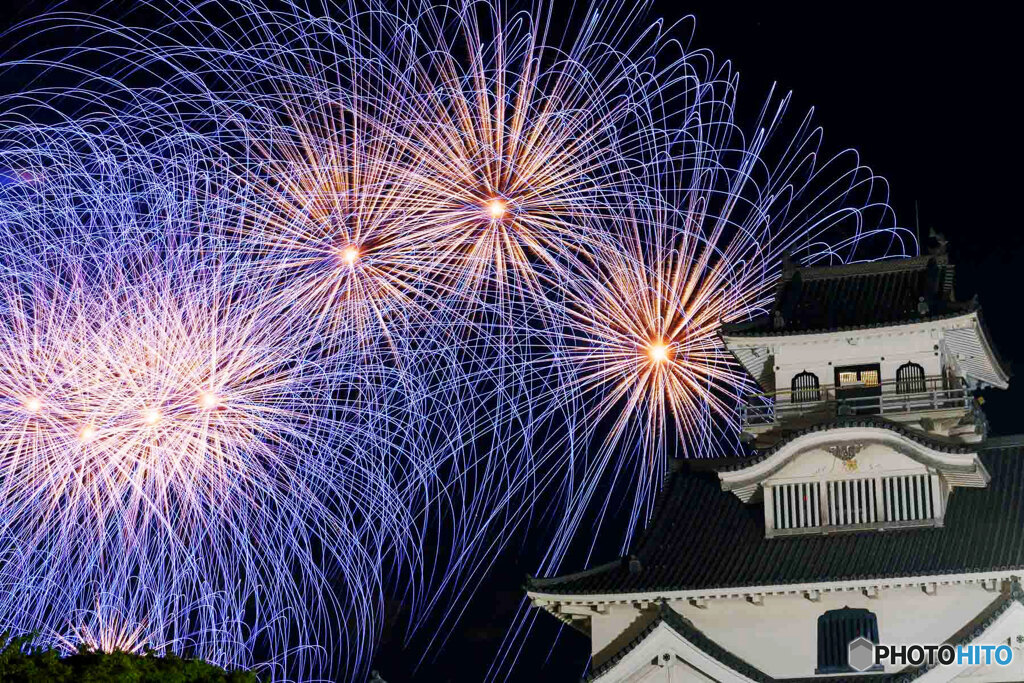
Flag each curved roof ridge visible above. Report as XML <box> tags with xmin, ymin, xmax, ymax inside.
<box><xmin>586</xmin><ymin>601</ymin><xmax>775</xmax><ymax>682</ymax></box>
<box><xmin>719</xmin><ymin>416</ymin><xmax>975</xmax><ymax>474</ymax></box>
<box><xmin>792</xmin><ymin>254</ymin><xmax>942</xmax><ymax>280</ymax></box>
<box><xmin>526</xmin><ymin>558</ymin><xmax>623</xmax><ymax>590</ymax></box>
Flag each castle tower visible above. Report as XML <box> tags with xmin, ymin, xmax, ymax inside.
<box><xmin>527</xmin><ymin>255</ymin><xmax>1022</xmax><ymax>682</ymax></box>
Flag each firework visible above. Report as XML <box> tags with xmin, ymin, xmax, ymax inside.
<box><xmin>490</xmin><ymin>83</ymin><xmax>910</xmax><ymax>683</ymax></box>
<box><xmin>0</xmin><ymin>244</ymin><xmax>427</xmax><ymax>678</ymax></box>
<box><xmin>0</xmin><ymin>1</ymin><xmax>917</xmax><ymax>681</ymax></box>
<box><xmin>0</xmin><ymin>113</ymin><xmax>470</xmax><ymax>678</ymax></box>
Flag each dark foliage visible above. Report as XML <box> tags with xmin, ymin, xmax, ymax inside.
<box><xmin>0</xmin><ymin>633</ymin><xmax>258</xmax><ymax>683</ymax></box>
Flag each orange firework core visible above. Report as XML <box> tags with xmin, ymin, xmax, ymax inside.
<box><xmin>23</xmin><ymin>396</ymin><xmax>42</xmax><ymax>412</ymax></box>
<box><xmin>486</xmin><ymin>198</ymin><xmax>506</xmax><ymax>219</ymax></box>
<box><xmin>647</xmin><ymin>341</ymin><xmax>671</xmax><ymax>363</ymax></box>
<box><xmin>340</xmin><ymin>246</ymin><xmax>359</xmax><ymax>265</ymax></box>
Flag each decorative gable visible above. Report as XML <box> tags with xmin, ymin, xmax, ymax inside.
<box><xmin>764</xmin><ymin>442</ymin><xmax>944</xmax><ymax>537</ymax></box>
<box><xmin>717</xmin><ymin>421</ymin><xmax>989</xmax><ymax>538</ymax></box>
<box><xmin>587</xmin><ymin>603</ymin><xmax>773</xmax><ymax>683</ymax></box>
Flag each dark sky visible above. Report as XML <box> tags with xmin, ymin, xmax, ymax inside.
<box><xmin>1</xmin><ymin>3</ymin><xmax>1020</xmax><ymax>682</ymax></box>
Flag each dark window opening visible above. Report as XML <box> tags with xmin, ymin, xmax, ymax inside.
<box><xmin>835</xmin><ymin>363</ymin><xmax>881</xmax><ymax>415</ymax></box>
<box><xmin>896</xmin><ymin>361</ymin><xmax>927</xmax><ymax>394</ymax></box>
<box><xmin>817</xmin><ymin>607</ymin><xmax>882</xmax><ymax>674</ymax></box>
<box><xmin>791</xmin><ymin>371</ymin><xmax>820</xmax><ymax>403</ymax></box>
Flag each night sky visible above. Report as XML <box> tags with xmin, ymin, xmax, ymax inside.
<box><xmin>1</xmin><ymin>3</ymin><xmax>1020</xmax><ymax>682</ymax></box>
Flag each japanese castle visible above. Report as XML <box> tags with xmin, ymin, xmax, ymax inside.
<box><xmin>527</xmin><ymin>252</ymin><xmax>1024</xmax><ymax>681</ymax></box>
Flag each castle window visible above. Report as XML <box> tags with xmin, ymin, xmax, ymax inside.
<box><xmin>835</xmin><ymin>364</ymin><xmax>881</xmax><ymax>415</ymax></box>
<box><xmin>791</xmin><ymin>371</ymin><xmax>820</xmax><ymax>403</ymax></box>
<box><xmin>837</xmin><ymin>369</ymin><xmax>879</xmax><ymax>387</ymax></box>
<box><xmin>767</xmin><ymin>474</ymin><xmax>941</xmax><ymax>535</ymax></box>
<box><xmin>896</xmin><ymin>361</ymin><xmax>927</xmax><ymax>394</ymax></box>
<box><xmin>817</xmin><ymin>607</ymin><xmax>881</xmax><ymax>673</ymax></box>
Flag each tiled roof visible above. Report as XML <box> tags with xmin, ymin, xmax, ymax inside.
<box><xmin>721</xmin><ymin>255</ymin><xmax>971</xmax><ymax>337</ymax></box>
<box><xmin>528</xmin><ymin>440</ymin><xmax>1024</xmax><ymax>596</ymax></box>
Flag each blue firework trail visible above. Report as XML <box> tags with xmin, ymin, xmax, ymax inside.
<box><xmin>0</xmin><ymin>1</ymin><xmax>915</xmax><ymax>680</ymax></box>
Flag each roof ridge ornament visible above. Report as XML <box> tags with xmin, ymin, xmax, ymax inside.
<box><xmin>828</xmin><ymin>444</ymin><xmax>865</xmax><ymax>461</ymax></box>
<box><xmin>927</xmin><ymin>226</ymin><xmax>949</xmax><ymax>255</ymax></box>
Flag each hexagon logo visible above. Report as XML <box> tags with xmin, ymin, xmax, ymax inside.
<box><xmin>848</xmin><ymin>636</ymin><xmax>876</xmax><ymax>672</ymax></box>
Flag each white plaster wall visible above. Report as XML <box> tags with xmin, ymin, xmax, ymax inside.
<box><xmin>770</xmin><ymin>327</ymin><xmax>943</xmax><ymax>395</ymax></box>
<box><xmin>656</xmin><ymin>584</ymin><xmax>998</xmax><ymax>679</ymax></box>
<box><xmin>593</xmin><ymin>610</ymin><xmax>1024</xmax><ymax>683</ymax></box>
<box><xmin>592</xmin><ymin>604</ymin><xmax>646</xmax><ymax>656</ymax></box>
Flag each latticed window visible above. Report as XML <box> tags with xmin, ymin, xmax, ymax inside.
<box><xmin>768</xmin><ymin>474</ymin><xmax>940</xmax><ymax>534</ymax></box>
<box><xmin>896</xmin><ymin>361</ymin><xmax>926</xmax><ymax>394</ymax></box>
<box><xmin>791</xmin><ymin>371</ymin><xmax>820</xmax><ymax>403</ymax></box>
<box><xmin>817</xmin><ymin>607</ymin><xmax>881</xmax><ymax>673</ymax></box>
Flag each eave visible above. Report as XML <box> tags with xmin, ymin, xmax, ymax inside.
<box><xmin>528</xmin><ymin>570</ymin><xmax>1016</xmax><ymax>614</ymax></box>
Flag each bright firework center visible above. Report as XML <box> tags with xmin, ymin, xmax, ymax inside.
<box><xmin>528</xmin><ymin>249</ymin><xmax>1024</xmax><ymax>681</ymax></box>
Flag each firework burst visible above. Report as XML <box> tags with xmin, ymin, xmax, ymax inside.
<box><xmin>0</xmin><ymin>1</ymin><xmax>917</xmax><ymax>681</ymax></box>
<box><xmin>0</xmin><ymin>252</ymin><xmax>409</xmax><ymax>679</ymax></box>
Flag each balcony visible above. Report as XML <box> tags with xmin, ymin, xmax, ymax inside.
<box><xmin>740</xmin><ymin>376</ymin><xmax>973</xmax><ymax>434</ymax></box>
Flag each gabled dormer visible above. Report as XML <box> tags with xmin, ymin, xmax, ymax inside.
<box><xmin>721</xmin><ymin>253</ymin><xmax>1009</xmax><ymax>449</ymax></box>
<box><xmin>717</xmin><ymin>418</ymin><xmax>989</xmax><ymax>537</ymax></box>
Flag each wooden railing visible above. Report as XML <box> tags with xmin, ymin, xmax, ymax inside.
<box><xmin>740</xmin><ymin>376</ymin><xmax>971</xmax><ymax>428</ymax></box>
